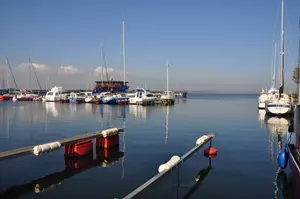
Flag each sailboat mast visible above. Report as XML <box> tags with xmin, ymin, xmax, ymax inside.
<box><xmin>6</xmin><ymin>59</ymin><xmax>9</xmax><ymax>89</ymax></box>
<box><xmin>122</xmin><ymin>20</ymin><xmax>126</xmax><ymax>87</ymax></box>
<box><xmin>280</xmin><ymin>0</ymin><xmax>285</xmax><ymax>93</ymax></box>
<box><xmin>29</xmin><ymin>57</ymin><xmax>42</xmax><ymax>90</ymax></box>
<box><xmin>101</xmin><ymin>45</ymin><xmax>109</xmax><ymax>82</ymax></box>
<box><xmin>100</xmin><ymin>44</ymin><xmax>104</xmax><ymax>84</ymax></box>
<box><xmin>5</xmin><ymin>57</ymin><xmax>18</xmax><ymax>90</ymax></box>
<box><xmin>272</xmin><ymin>42</ymin><xmax>277</xmax><ymax>88</ymax></box>
<box><xmin>166</xmin><ymin>59</ymin><xmax>169</xmax><ymax>92</ymax></box>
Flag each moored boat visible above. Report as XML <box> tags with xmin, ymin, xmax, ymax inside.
<box><xmin>68</xmin><ymin>92</ymin><xmax>85</xmax><ymax>104</ymax></box>
<box><xmin>115</xmin><ymin>93</ymin><xmax>129</xmax><ymax>105</ymax></box>
<box><xmin>129</xmin><ymin>88</ymin><xmax>156</xmax><ymax>105</ymax></box>
<box><xmin>44</xmin><ymin>86</ymin><xmax>65</xmax><ymax>102</ymax></box>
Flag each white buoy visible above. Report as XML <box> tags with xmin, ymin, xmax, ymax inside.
<box><xmin>33</xmin><ymin>141</ymin><xmax>61</xmax><ymax>156</ymax></box>
<box><xmin>196</xmin><ymin>135</ymin><xmax>209</xmax><ymax>145</ymax></box>
<box><xmin>102</xmin><ymin>128</ymin><xmax>119</xmax><ymax>138</ymax></box>
<box><xmin>158</xmin><ymin>155</ymin><xmax>180</xmax><ymax>173</ymax></box>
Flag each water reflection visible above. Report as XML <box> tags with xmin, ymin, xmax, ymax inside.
<box><xmin>0</xmin><ymin>106</ymin><xmax>11</xmax><ymax>139</ymax></box>
<box><xmin>181</xmin><ymin>156</ymin><xmax>214</xmax><ymax>199</ymax></box>
<box><xmin>165</xmin><ymin>106</ymin><xmax>169</xmax><ymax>144</ymax></box>
<box><xmin>264</xmin><ymin>115</ymin><xmax>291</xmax><ymax>136</ymax></box>
<box><xmin>258</xmin><ymin>110</ymin><xmax>266</xmax><ymax>128</ymax></box>
<box><xmin>44</xmin><ymin>102</ymin><xmax>58</xmax><ymax>117</ymax></box>
<box><xmin>129</xmin><ymin>105</ymin><xmax>153</xmax><ymax>120</ymax></box>
<box><xmin>0</xmin><ymin>147</ymin><xmax>124</xmax><ymax>199</ymax></box>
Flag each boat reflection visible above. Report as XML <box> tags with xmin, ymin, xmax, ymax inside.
<box><xmin>44</xmin><ymin>102</ymin><xmax>58</xmax><ymax>117</ymax></box>
<box><xmin>0</xmin><ymin>147</ymin><xmax>124</xmax><ymax>199</ymax></box>
<box><xmin>0</xmin><ymin>105</ymin><xmax>11</xmax><ymax>138</ymax></box>
<box><xmin>264</xmin><ymin>115</ymin><xmax>292</xmax><ymax>136</ymax></box>
<box><xmin>165</xmin><ymin>106</ymin><xmax>169</xmax><ymax>144</ymax></box>
<box><xmin>264</xmin><ymin>115</ymin><xmax>292</xmax><ymax>162</ymax></box>
<box><xmin>258</xmin><ymin>110</ymin><xmax>266</xmax><ymax>129</ymax></box>
<box><xmin>128</xmin><ymin>105</ymin><xmax>153</xmax><ymax>120</ymax></box>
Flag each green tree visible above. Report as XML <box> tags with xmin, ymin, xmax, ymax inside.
<box><xmin>293</xmin><ymin>65</ymin><xmax>300</xmax><ymax>96</ymax></box>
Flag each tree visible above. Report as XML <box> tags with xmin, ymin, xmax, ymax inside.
<box><xmin>293</xmin><ymin>65</ymin><xmax>300</xmax><ymax>96</ymax></box>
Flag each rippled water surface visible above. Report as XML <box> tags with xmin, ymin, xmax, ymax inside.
<box><xmin>0</xmin><ymin>93</ymin><xmax>295</xmax><ymax>199</ymax></box>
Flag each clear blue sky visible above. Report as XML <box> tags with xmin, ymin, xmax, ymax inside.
<box><xmin>0</xmin><ymin>0</ymin><xmax>300</xmax><ymax>92</ymax></box>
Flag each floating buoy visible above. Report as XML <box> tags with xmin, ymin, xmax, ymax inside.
<box><xmin>204</xmin><ymin>147</ymin><xmax>217</xmax><ymax>156</ymax></box>
<box><xmin>204</xmin><ymin>154</ymin><xmax>217</xmax><ymax>159</ymax></box>
<box><xmin>64</xmin><ymin>140</ymin><xmax>92</xmax><ymax>156</ymax></box>
<box><xmin>158</xmin><ymin>155</ymin><xmax>180</xmax><ymax>173</ymax></box>
<box><xmin>102</xmin><ymin>128</ymin><xmax>119</xmax><ymax>138</ymax></box>
<box><xmin>196</xmin><ymin>135</ymin><xmax>209</xmax><ymax>145</ymax></box>
<box><xmin>277</xmin><ymin>149</ymin><xmax>288</xmax><ymax>169</ymax></box>
<box><xmin>33</xmin><ymin>142</ymin><xmax>61</xmax><ymax>156</ymax></box>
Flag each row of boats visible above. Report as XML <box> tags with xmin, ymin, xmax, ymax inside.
<box><xmin>257</xmin><ymin>0</ymin><xmax>295</xmax><ymax>116</ymax></box>
<box><xmin>1</xmin><ymin>86</ymin><xmax>178</xmax><ymax>105</ymax></box>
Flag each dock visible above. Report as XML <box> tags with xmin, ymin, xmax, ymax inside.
<box><xmin>0</xmin><ymin>128</ymin><xmax>123</xmax><ymax>160</ymax></box>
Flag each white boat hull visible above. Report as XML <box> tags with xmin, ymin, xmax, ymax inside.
<box><xmin>265</xmin><ymin>103</ymin><xmax>292</xmax><ymax>115</ymax></box>
<box><xmin>258</xmin><ymin>102</ymin><xmax>265</xmax><ymax>109</ymax></box>
<box><xmin>129</xmin><ymin>97</ymin><xmax>156</xmax><ymax>105</ymax></box>
<box><xmin>85</xmin><ymin>97</ymin><xmax>96</xmax><ymax>103</ymax></box>
<box><xmin>44</xmin><ymin>97</ymin><xmax>60</xmax><ymax>102</ymax></box>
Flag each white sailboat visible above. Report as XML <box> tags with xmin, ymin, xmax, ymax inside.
<box><xmin>265</xmin><ymin>0</ymin><xmax>293</xmax><ymax>115</ymax></box>
<box><xmin>258</xmin><ymin>42</ymin><xmax>279</xmax><ymax>109</ymax></box>
<box><xmin>160</xmin><ymin>60</ymin><xmax>175</xmax><ymax>105</ymax></box>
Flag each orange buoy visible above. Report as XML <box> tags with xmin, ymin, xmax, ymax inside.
<box><xmin>64</xmin><ymin>140</ymin><xmax>92</xmax><ymax>156</ymax></box>
<box><xmin>204</xmin><ymin>147</ymin><xmax>217</xmax><ymax>156</ymax></box>
<box><xmin>103</xmin><ymin>135</ymin><xmax>119</xmax><ymax>148</ymax></box>
<box><xmin>204</xmin><ymin>154</ymin><xmax>217</xmax><ymax>159</ymax></box>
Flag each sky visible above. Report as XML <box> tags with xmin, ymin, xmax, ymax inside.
<box><xmin>0</xmin><ymin>0</ymin><xmax>300</xmax><ymax>93</ymax></box>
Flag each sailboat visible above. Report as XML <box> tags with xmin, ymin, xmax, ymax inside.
<box><xmin>160</xmin><ymin>60</ymin><xmax>175</xmax><ymax>105</ymax></box>
<box><xmin>258</xmin><ymin>42</ymin><xmax>279</xmax><ymax>109</ymax></box>
<box><xmin>265</xmin><ymin>0</ymin><xmax>293</xmax><ymax>116</ymax></box>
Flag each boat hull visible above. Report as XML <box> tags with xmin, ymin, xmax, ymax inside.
<box><xmin>101</xmin><ymin>97</ymin><xmax>117</xmax><ymax>104</ymax></box>
<box><xmin>69</xmin><ymin>98</ymin><xmax>85</xmax><ymax>104</ymax></box>
<box><xmin>286</xmin><ymin>144</ymin><xmax>300</xmax><ymax>199</ymax></box>
<box><xmin>258</xmin><ymin>102</ymin><xmax>265</xmax><ymax>109</ymax></box>
<box><xmin>116</xmin><ymin>97</ymin><xmax>129</xmax><ymax>105</ymax></box>
<box><xmin>85</xmin><ymin>97</ymin><xmax>96</xmax><ymax>103</ymax></box>
<box><xmin>265</xmin><ymin>103</ymin><xmax>293</xmax><ymax>115</ymax></box>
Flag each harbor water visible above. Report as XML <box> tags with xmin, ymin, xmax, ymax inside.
<box><xmin>0</xmin><ymin>93</ymin><xmax>293</xmax><ymax>199</ymax></box>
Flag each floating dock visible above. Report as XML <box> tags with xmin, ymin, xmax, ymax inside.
<box><xmin>0</xmin><ymin>128</ymin><xmax>123</xmax><ymax>161</ymax></box>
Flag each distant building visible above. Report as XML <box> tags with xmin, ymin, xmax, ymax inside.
<box><xmin>93</xmin><ymin>80</ymin><xmax>129</xmax><ymax>93</ymax></box>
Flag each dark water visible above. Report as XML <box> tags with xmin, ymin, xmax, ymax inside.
<box><xmin>0</xmin><ymin>93</ymin><xmax>294</xmax><ymax>199</ymax></box>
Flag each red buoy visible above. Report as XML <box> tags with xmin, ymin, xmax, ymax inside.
<box><xmin>95</xmin><ymin>135</ymin><xmax>119</xmax><ymax>148</ymax></box>
<box><xmin>64</xmin><ymin>140</ymin><xmax>92</xmax><ymax>156</ymax></box>
<box><xmin>204</xmin><ymin>147</ymin><xmax>217</xmax><ymax>156</ymax></box>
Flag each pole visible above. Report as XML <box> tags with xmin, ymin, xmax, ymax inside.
<box><xmin>166</xmin><ymin>59</ymin><xmax>169</xmax><ymax>92</ymax></box>
<box><xmin>122</xmin><ymin>20</ymin><xmax>126</xmax><ymax>87</ymax></box>
<box><xmin>280</xmin><ymin>0</ymin><xmax>285</xmax><ymax>93</ymax></box>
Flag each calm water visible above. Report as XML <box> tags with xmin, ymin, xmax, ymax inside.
<box><xmin>0</xmin><ymin>93</ymin><xmax>294</xmax><ymax>199</ymax></box>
